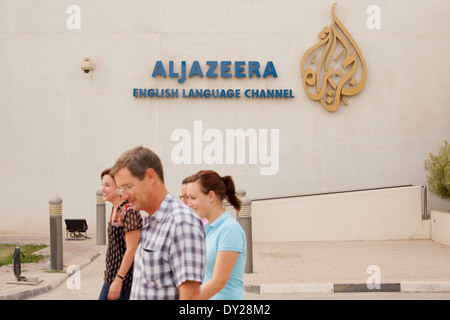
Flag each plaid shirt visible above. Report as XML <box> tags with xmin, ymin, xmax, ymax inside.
<box><xmin>130</xmin><ymin>193</ymin><xmax>205</xmax><ymax>300</ymax></box>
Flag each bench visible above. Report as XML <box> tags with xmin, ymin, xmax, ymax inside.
<box><xmin>65</xmin><ymin>219</ymin><xmax>89</xmax><ymax>240</ymax></box>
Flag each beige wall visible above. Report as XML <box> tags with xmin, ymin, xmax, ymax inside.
<box><xmin>431</xmin><ymin>211</ymin><xmax>450</xmax><ymax>246</ymax></box>
<box><xmin>1</xmin><ymin>0</ymin><xmax>449</xmax><ymax>233</ymax></box>
<box><xmin>250</xmin><ymin>186</ymin><xmax>430</xmax><ymax>242</ymax></box>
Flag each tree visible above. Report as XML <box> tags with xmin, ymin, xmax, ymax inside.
<box><xmin>424</xmin><ymin>141</ymin><xmax>450</xmax><ymax>201</ymax></box>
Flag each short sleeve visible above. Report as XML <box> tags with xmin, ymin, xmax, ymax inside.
<box><xmin>217</xmin><ymin>222</ymin><xmax>246</xmax><ymax>253</ymax></box>
<box><xmin>123</xmin><ymin>209</ymin><xmax>143</xmax><ymax>232</ymax></box>
<box><xmin>170</xmin><ymin>217</ymin><xmax>206</xmax><ymax>287</ymax></box>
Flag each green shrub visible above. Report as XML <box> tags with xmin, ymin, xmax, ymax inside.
<box><xmin>424</xmin><ymin>140</ymin><xmax>450</xmax><ymax>201</ymax></box>
<box><xmin>0</xmin><ymin>244</ymin><xmax>47</xmax><ymax>267</ymax></box>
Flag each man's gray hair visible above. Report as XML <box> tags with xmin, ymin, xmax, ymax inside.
<box><xmin>110</xmin><ymin>146</ymin><xmax>164</xmax><ymax>183</ymax></box>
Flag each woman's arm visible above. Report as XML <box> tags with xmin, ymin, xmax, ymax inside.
<box><xmin>197</xmin><ymin>250</ymin><xmax>239</xmax><ymax>300</ymax></box>
<box><xmin>107</xmin><ymin>229</ymin><xmax>141</xmax><ymax>300</ymax></box>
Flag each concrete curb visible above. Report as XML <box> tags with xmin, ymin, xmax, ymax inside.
<box><xmin>333</xmin><ymin>283</ymin><xmax>401</xmax><ymax>293</ymax></box>
<box><xmin>400</xmin><ymin>281</ymin><xmax>450</xmax><ymax>293</ymax></box>
<box><xmin>246</xmin><ymin>283</ymin><xmax>334</xmax><ymax>294</ymax></box>
<box><xmin>245</xmin><ymin>281</ymin><xmax>450</xmax><ymax>295</ymax></box>
<box><xmin>0</xmin><ymin>248</ymin><xmax>106</xmax><ymax>300</ymax></box>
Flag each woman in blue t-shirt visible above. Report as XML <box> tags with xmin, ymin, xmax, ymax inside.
<box><xmin>186</xmin><ymin>170</ymin><xmax>246</xmax><ymax>300</ymax></box>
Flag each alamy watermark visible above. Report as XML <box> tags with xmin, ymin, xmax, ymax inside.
<box><xmin>171</xmin><ymin>121</ymin><xmax>279</xmax><ymax>175</ymax></box>
<box><xmin>366</xmin><ymin>265</ymin><xmax>381</xmax><ymax>290</ymax></box>
<box><xmin>66</xmin><ymin>4</ymin><xmax>381</xmax><ymax>31</ymax></box>
<box><xmin>66</xmin><ymin>265</ymin><xmax>81</xmax><ymax>290</ymax></box>
<box><xmin>66</xmin><ymin>5</ymin><xmax>81</xmax><ymax>30</ymax></box>
<box><xmin>366</xmin><ymin>5</ymin><xmax>381</xmax><ymax>30</ymax></box>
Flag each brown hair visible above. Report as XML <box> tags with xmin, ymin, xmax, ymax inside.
<box><xmin>181</xmin><ymin>176</ymin><xmax>190</xmax><ymax>185</ymax></box>
<box><xmin>188</xmin><ymin>170</ymin><xmax>241</xmax><ymax>212</ymax></box>
<box><xmin>110</xmin><ymin>146</ymin><xmax>164</xmax><ymax>182</ymax></box>
<box><xmin>101</xmin><ymin>168</ymin><xmax>111</xmax><ymax>179</ymax></box>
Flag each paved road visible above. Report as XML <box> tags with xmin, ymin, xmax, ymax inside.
<box><xmin>30</xmin><ymin>250</ymin><xmax>450</xmax><ymax>300</ymax></box>
<box><xmin>245</xmin><ymin>292</ymin><xmax>450</xmax><ymax>300</ymax></box>
<box><xmin>29</xmin><ymin>251</ymin><xmax>104</xmax><ymax>300</ymax></box>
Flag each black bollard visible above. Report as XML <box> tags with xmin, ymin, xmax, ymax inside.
<box><xmin>49</xmin><ymin>196</ymin><xmax>63</xmax><ymax>271</ymax></box>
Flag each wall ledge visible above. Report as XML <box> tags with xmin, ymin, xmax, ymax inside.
<box><xmin>431</xmin><ymin>210</ymin><xmax>450</xmax><ymax>246</ymax></box>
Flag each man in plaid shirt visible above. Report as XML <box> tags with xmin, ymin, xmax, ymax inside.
<box><xmin>111</xmin><ymin>146</ymin><xmax>205</xmax><ymax>300</ymax></box>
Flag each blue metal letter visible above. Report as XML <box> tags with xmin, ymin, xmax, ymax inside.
<box><xmin>221</xmin><ymin>61</ymin><xmax>232</xmax><ymax>78</ymax></box>
<box><xmin>189</xmin><ymin>61</ymin><xmax>204</xmax><ymax>78</ymax></box>
<box><xmin>178</xmin><ymin>61</ymin><xmax>186</xmax><ymax>83</ymax></box>
<box><xmin>169</xmin><ymin>61</ymin><xmax>178</xmax><ymax>78</ymax></box>
<box><xmin>206</xmin><ymin>61</ymin><xmax>218</xmax><ymax>78</ymax></box>
<box><xmin>235</xmin><ymin>61</ymin><xmax>246</xmax><ymax>78</ymax></box>
<box><xmin>248</xmin><ymin>61</ymin><xmax>261</xmax><ymax>78</ymax></box>
<box><xmin>262</xmin><ymin>61</ymin><xmax>278</xmax><ymax>78</ymax></box>
<box><xmin>152</xmin><ymin>61</ymin><xmax>167</xmax><ymax>78</ymax></box>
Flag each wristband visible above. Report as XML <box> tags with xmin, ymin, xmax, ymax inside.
<box><xmin>116</xmin><ymin>274</ymin><xmax>125</xmax><ymax>280</ymax></box>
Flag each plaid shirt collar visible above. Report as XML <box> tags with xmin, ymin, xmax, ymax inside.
<box><xmin>147</xmin><ymin>192</ymin><xmax>173</xmax><ymax>224</ymax></box>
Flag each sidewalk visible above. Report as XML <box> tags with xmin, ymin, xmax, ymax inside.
<box><xmin>245</xmin><ymin>240</ymin><xmax>450</xmax><ymax>294</ymax></box>
<box><xmin>1</xmin><ymin>233</ymin><xmax>450</xmax><ymax>299</ymax></box>
<box><xmin>0</xmin><ymin>233</ymin><xmax>106</xmax><ymax>300</ymax></box>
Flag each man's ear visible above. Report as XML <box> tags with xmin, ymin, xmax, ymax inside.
<box><xmin>145</xmin><ymin>168</ymin><xmax>157</xmax><ymax>183</ymax></box>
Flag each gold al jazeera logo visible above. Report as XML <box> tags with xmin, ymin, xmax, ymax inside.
<box><xmin>301</xmin><ymin>3</ymin><xmax>367</xmax><ymax>112</ymax></box>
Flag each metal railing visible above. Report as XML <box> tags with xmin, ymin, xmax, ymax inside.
<box><xmin>250</xmin><ymin>184</ymin><xmax>430</xmax><ymax>220</ymax></box>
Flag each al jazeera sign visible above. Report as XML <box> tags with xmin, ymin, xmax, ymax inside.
<box><xmin>133</xmin><ymin>60</ymin><xmax>294</xmax><ymax>100</ymax></box>
<box><xmin>134</xmin><ymin>60</ymin><xmax>293</xmax><ymax>99</ymax></box>
<box><xmin>301</xmin><ymin>3</ymin><xmax>367</xmax><ymax>112</ymax></box>
<box><xmin>133</xmin><ymin>3</ymin><xmax>367</xmax><ymax>111</ymax></box>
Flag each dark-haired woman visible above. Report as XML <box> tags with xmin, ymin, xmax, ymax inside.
<box><xmin>186</xmin><ymin>170</ymin><xmax>246</xmax><ymax>300</ymax></box>
<box><xmin>98</xmin><ymin>168</ymin><xmax>142</xmax><ymax>300</ymax></box>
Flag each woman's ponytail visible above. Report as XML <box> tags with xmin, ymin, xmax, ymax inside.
<box><xmin>222</xmin><ymin>175</ymin><xmax>241</xmax><ymax>212</ymax></box>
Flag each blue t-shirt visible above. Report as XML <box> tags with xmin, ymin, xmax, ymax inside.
<box><xmin>203</xmin><ymin>212</ymin><xmax>247</xmax><ymax>300</ymax></box>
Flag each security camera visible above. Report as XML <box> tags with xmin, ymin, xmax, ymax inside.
<box><xmin>81</xmin><ymin>57</ymin><xmax>94</xmax><ymax>73</ymax></box>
